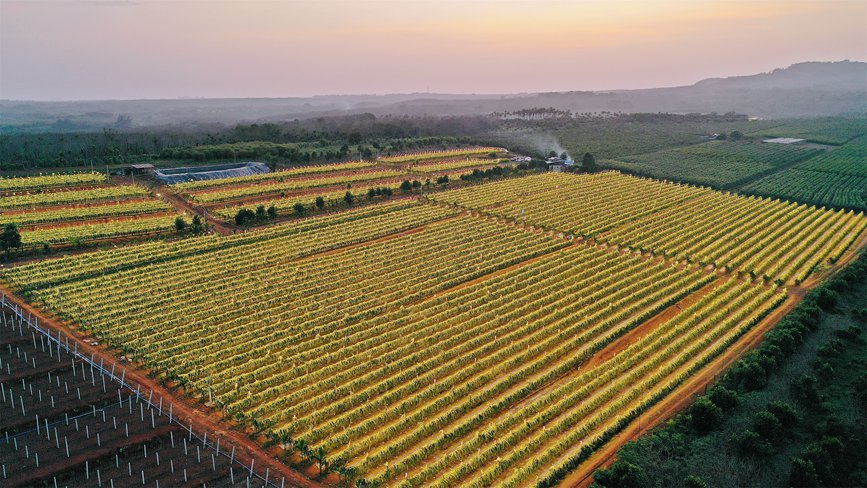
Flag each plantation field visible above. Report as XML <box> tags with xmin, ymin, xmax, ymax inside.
<box><xmin>796</xmin><ymin>135</ymin><xmax>867</xmax><ymax>176</ymax></box>
<box><xmin>748</xmin><ymin>117</ymin><xmax>867</xmax><ymax>145</ymax></box>
<box><xmin>737</xmin><ymin>136</ymin><xmax>867</xmax><ymax>211</ymax></box>
<box><xmin>739</xmin><ymin>169</ymin><xmax>867</xmax><ymax>211</ymax></box>
<box><xmin>0</xmin><ymin>171</ymin><xmax>107</xmax><ymax>191</ymax></box>
<box><xmin>409</xmin><ymin>158</ymin><xmax>505</xmax><ymax>174</ymax></box>
<box><xmin>3</xmin><ymin>170</ymin><xmax>865</xmax><ymax>486</ymax></box>
<box><xmin>171</xmin><ymin>160</ymin><xmax>377</xmax><ymax>192</ymax></box>
<box><xmin>0</xmin><ymin>184</ymin><xmax>150</xmax><ymax>210</ymax></box>
<box><xmin>601</xmin><ymin>140</ymin><xmax>823</xmax><ymax>188</ymax></box>
<box><xmin>0</xmin><ymin>174</ymin><xmax>183</xmax><ymax>248</ymax></box>
<box><xmin>184</xmin><ymin>169</ymin><xmax>404</xmax><ymax>203</ymax></box>
<box><xmin>431</xmin><ymin>172</ymin><xmax>866</xmax><ymax>284</ymax></box>
<box><xmin>0</xmin><ymin>199</ymin><xmax>174</xmax><ymax>226</ymax></box>
<box><xmin>212</xmin><ymin>179</ymin><xmax>405</xmax><ymax>220</ymax></box>
<box><xmin>378</xmin><ymin>147</ymin><xmax>502</xmax><ymax>164</ymax></box>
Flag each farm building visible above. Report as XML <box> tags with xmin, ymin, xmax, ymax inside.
<box><xmin>125</xmin><ymin>163</ymin><xmax>156</xmax><ymax>175</ymax></box>
<box><xmin>154</xmin><ymin>161</ymin><xmax>271</xmax><ymax>184</ymax></box>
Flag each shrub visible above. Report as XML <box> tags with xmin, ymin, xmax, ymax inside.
<box><xmin>689</xmin><ymin>397</ymin><xmax>723</xmax><ymax>434</ymax></box>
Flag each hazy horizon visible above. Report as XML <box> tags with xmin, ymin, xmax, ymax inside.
<box><xmin>2</xmin><ymin>0</ymin><xmax>866</xmax><ymax>101</ymax></box>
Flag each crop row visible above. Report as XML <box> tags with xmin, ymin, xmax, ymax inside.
<box><xmin>3</xmin><ymin>200</ymin><xmax>425</xmax><ymax>290</ymax></box>
<box><xmin>171</xmin><ymin>160</ymin><xmax>377</xmax><ymax>191</ymax></box>
<box><xmin>0</xmin><ymin>172</ymin><xmax>106</xmax><ymax>191</ymax></box>
<box><xmin>429</xmin><ymin>171</ymin><xmax>712</xmax><ymax>236</ymax></box>
<box><xmin>186</xmin><ymin>170</ymin><xmax>404</xmax><ymax>203</ymax></box>
<box><xmin>20</xmin><ymin>214</ymin><xmax>180</xmax><ymax>246</ymax></box>
<box><xmin>740</xmin><ymin>169</ymin><xmax>867</xmax><ymax>211</ymax></box>
<box><xmin>606</xmin><ymin>190</ymin><xmax>866</xmax><ymax>283</ymax></box>
<box><xmin>378</xmin><ymin>147</ymin><xmax>502</xmax><ymax>164</ymax></box>
<box><xmin>602</xmin><ymin>140</ymin><xmax>822</xmax><ymax>188</ymax></box>
<box><xmin>0</xmin><ymin>185</ymin><xmax>150</xmax><ymax>210</ymax></box>
<box><xmin>410</xmin><ymin>159</ymin><xmax>504</xmax><ymax>173</ymax></box>
<box><xmin>0</xmin><ymin>199</ymin><xmax>173</xmax><ymax>226</ymax></box>
<box><xmin>212</xmin><ymin>179</ymin><xmax>405</xmax><ymax>220</ymax></box>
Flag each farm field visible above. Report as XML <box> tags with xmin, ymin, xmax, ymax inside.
<box><xmin>738</xmin><ymin>136</ymin><xmax>867</xmax><ymax>211</ymax></box>
<box><xmin>156</xmin><ymin>148</ymin><xmax>511</xmax><ymax>225</ymax></box>
<box><xmin>0</xmin><ymin>173</ymin><xmax>184</xmax><ymax>249</ymax></box>
<box><xmin>182</xmin><ymin>169</ymin><xmax>405</xmax><ymax>203</ymax></box>
<box><xmin>0</xmin><ymin>303</ymin><xmax>300</xmax><ymax>487</ymax></box>
<box><xmin>600</xmin><ymin>140</ymin><xmax>824</xmax><ymax>188</ymax></box>
<box><xmin>170</xmin><ymin>160</ymin><xmax>378</xmax><ymax>192</ymax></box>
<box><xmin>3</xmin><ymin>167</ymin><xmax>865</xmax><ymax>487</ymax></box>
<box><xmin>377</xmin><ymin>147</ymin><xmax>502</xmax><ymax>164</ymax></box>
<box><xmin>747</xmin><ymin>117</ymin><xmax>867</xmax><ymax>145</ymax></box>
<box><xmin>430</xmin><ymin>172</ymin><xmax>866</xmax><ymax>284</ymax></box>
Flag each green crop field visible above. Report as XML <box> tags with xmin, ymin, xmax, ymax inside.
<box><xmin>600</xmin><ymin>140</ymin><xmax>823</xmax><ymax>188</ymax></box>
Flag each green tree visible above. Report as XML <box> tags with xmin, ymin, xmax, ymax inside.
<box><xmin>581</xmin><ymin>152</ymin><xmax>599</xmax><ymax>173</ymax></box>
<box><xmin>315</xmin><ymin>196</ymin><xmax>326</xmax><ymax>210</ymax></box>
<box><xmin>267</xmin><ymin>204</ymin><xmax>278</xmax><ymax>219</ymax></box>
<box><xmin>174</xmin><ymin>217</ymin><xmax>187</xmax><ymax>232</ymax></box>
<box><xmin>312</xmin><ymin>446</ymin><xmax>328</xmax><ymax>477</ymax></box>
<box><xmin>255</xmin><ymin>204</ymin><xmax>267</xmax><ymax>220</ymax></box>
<box><xmin>789</xmin><ymin>458</ymin><xmax>819</xmax><ymax>487</ymax></box>
<box><xmin>400</xmin><ymin>180</ymin><xmax>413</xmax><ymax>193</ymax></box>
<box><xmin>1</xmin><ymin>223</ymin><xmax>22</xmax><ymax>255</ymax></box>
<box><xmin>190</xmin><ymin>215</ymin><xmax>205</xmax><ymax>234</ymax></box>
<box><xmin>593</xmin><ymin>460</ymin><xmax>647</xmax><ymax>488</ymax></box>
<box><xmin>293</xmin><ymin>203</ymin><xmax>305</xmax><ymax>215</ymax></box>
<box><xmin>730</xmin><ymin>130</ymin><xmax>744</xmax><ymax>141</ymax></box>
<box><xmin>343</xmin><ymin>191</ymin><xmax>355</xmax><ymax>206</ymax></box>
<box><xmin>690</xmin><ymin>397</ymin><xmax>723</xmax><ymax>434</ymax></box>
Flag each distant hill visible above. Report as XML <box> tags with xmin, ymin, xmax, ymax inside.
<box><xmin>2</xmin><ymin>61</ymin><xmax>865</xmax><ymax>131</ymax></box>
<box><xmin>692</xmin><ymin>61</ymin><xmax>866</xmax><ymax>91</ymax></box>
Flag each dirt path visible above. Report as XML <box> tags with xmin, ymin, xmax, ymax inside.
<box><xmin>0</xmin><ymin>285</ymin><xmax>323</xmax><ymax>488</ymax></box>
<box><xmin>160</xmin><ymin>187</ymin><xmax>237</xmax><ymax>236</ymax></box>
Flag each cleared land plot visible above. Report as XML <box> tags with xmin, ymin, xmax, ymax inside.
<box><xmin>601</xmin><ymin>141</ymin><xmax>823</xmax><ymax>188</ymax></box>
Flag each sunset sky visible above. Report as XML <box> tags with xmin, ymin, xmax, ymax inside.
<box><xmin>1</xmin><ymin>0</ymin><xmax>865</xmax><ymax>100</ymax></box>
